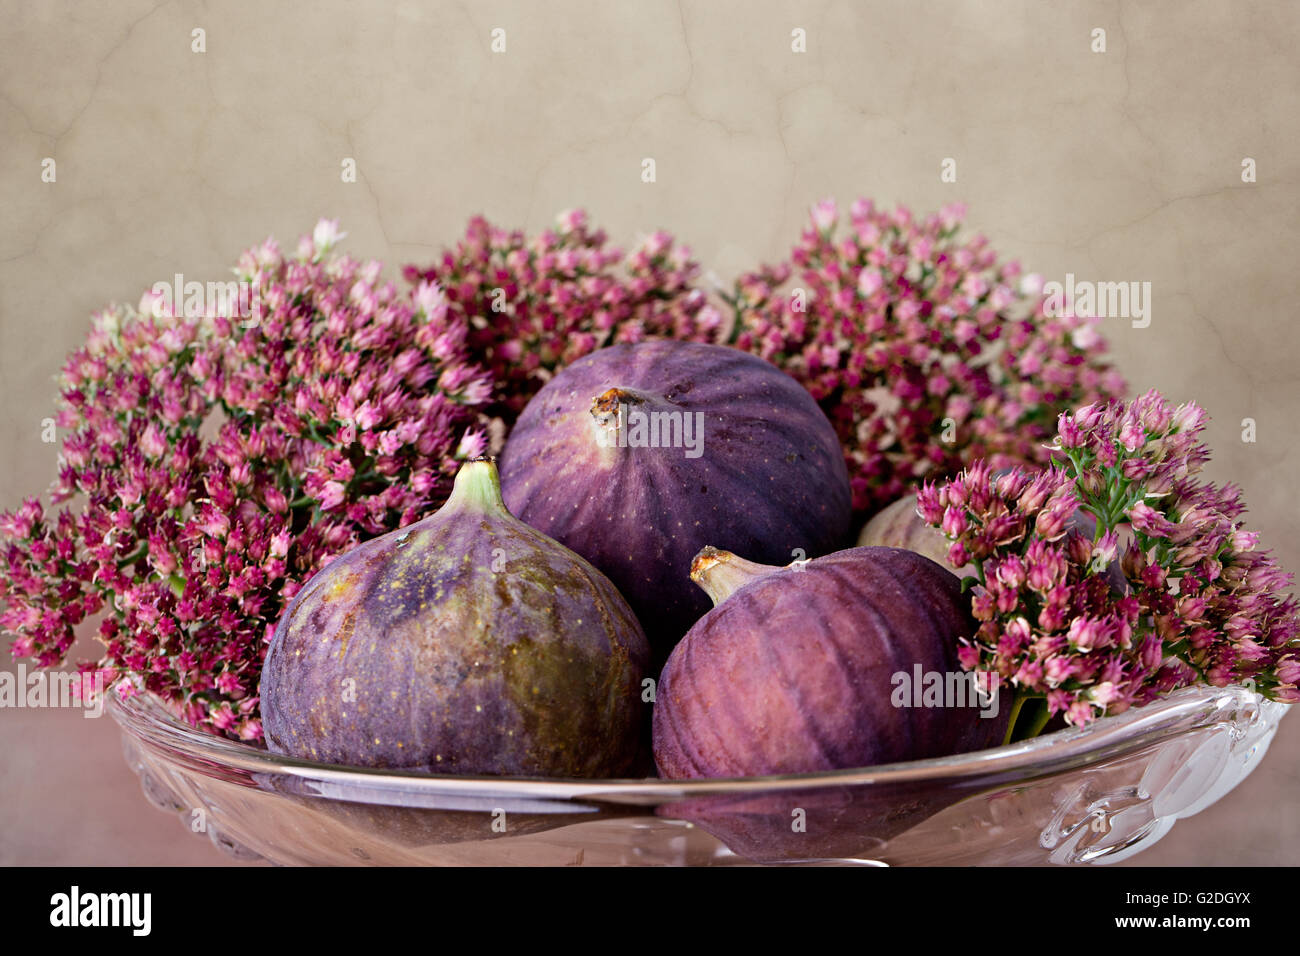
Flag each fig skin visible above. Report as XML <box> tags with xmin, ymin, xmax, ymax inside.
<box><xmin>260</xmin><ymin>458</ymin><xmax>650</xmax><ymax>778</ymax></box>
<box><xmin>499</xmin><ymin>340</ymin><xmax>852</xmax><ymax>660</ymax></box>
<box><xmin>857</xmin><ymin>493</ymin><xmax>971</xmax><ymax>574</ymax></box>
<box><xmin>653</xmin><ymin>546</ymin><xmax>1009</xmax><ymax>779</ymax></box>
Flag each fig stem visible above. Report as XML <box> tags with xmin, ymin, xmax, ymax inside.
<box><xmin>689</xmin><ymin>546</ymin><xmax>780</xmax><ymax>606</ymax></box>
<box><xmin>590</xmin><ymin>387</ymin><xmax>659</xmax><ymax>449</ymax></box>
<box><xmin>445</xmin><ymin>457</ymin><xmax>507</xmax><ymax>513</ymax></box>
<box><xmin>591</xmin><ymin>387</ymin><xmax>647</xmax><ymax>418</ymax></box>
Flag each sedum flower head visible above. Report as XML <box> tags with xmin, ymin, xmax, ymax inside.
<box><xmin>732</xmin><ymin>198</ymin><xmax>1127</xmax><ymax>516</ymax></box>
<box><xmin>402</xmin><ymin>210</ymin><xmax>723</xmax><ymax>419</ymax></box>
<box><xmin>918</xmin><ymin>389</ymin><xmax>1300</xmax><ymax>730</ymax></box>
<box><xmin>0</xmin><ymin>222</ymin><xmax>492</xmax><ymax>740</ymax></box>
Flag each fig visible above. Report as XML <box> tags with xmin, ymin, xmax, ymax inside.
<box><xmin>857</xmin><ymin>493</ymin><xmax>973</xmax><ymax>575</ymax></box>
<box><xmin>260</xmin><ymin>458</ymin><xmax>650</xmax><ymax>778</ymax></box>
<box><xmin>499</xmin><ymin>340</ymin><xmax>852</xmax><ymax>659</ymax></box>
<box><xmin>653</xmin><ymin>546</ymin><xmax>1009</xmax><ymax>779</ymax></box>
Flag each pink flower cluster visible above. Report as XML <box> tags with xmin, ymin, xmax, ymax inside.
<box><xmin>732</xmin><ymin>198</ymin><xmax>1127</xmax><ymax>515</ymax></box>
<box><xmin>402</xmin><ymin>209</ymin><xmax>724</xmax><ymax>419</ymax></box>
<box><xmin>0</xmin><ymin>222</ymin><xmax>492</xmax><ymax>739</ymax></box>
<box><xmin>918</xmin><ymin>389</ymin><xmax>1300</xmax><ymax>730</ymax></box>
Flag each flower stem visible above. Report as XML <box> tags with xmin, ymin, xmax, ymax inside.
<box><xmin>1023</xmin><ymin>699</ymin><xmax>1053</xmax><ymax>738</ymax></box>
<box><xmin>1002</xmin><ymin>691</ymin><xmax>1028</xmax><ymax>747</ymax></box>
<box><xmin>1002</xmin><ymin>690</ymin><xmax>1052</xmax><ymax>745</ymax></box>
<box><xmin>115</xmin><ymin>542</ymin><xmax>147</xmax><ymax>568</ymax></box>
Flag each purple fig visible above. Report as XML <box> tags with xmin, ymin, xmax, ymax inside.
<box><xmin>260</xmin><ymin>458</ymin><xmax>650</xmax><ymax>777</ymax></box>
<box><xmin>499</xmin><ymin>341</ymin><xmax>852</xmax><ymax>660</ymax></box>
<box><xmin>653</xmin><ymin>546</ymin><xmax>1009</xmax><ymax>779</ymax></box>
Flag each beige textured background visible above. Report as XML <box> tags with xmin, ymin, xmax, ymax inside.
<box><xmin>2</xmin><ymin>0</ymin><xmax>1297</xmax><ymax>865</ymax></box>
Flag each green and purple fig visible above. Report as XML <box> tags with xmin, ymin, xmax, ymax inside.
<box><xmin>499</xmin><ymin>340</ymin><xmax>852</xmax><ymax>660</ymax></box>
<box><xmin>652</xmin><ymin>546</ymin><xmax>1008</xmax><ymax>778</ymax></box>
<box><xmin>260</xmin><ymin>458</ymin><xmax>650</xmax><ymax>778</ymax></box>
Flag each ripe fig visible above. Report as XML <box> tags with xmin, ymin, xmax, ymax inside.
<box><xmin>260</xmin><ymin>458</ymin><xmax>650</xmax><ymax>778</ymax></box>
<box><xmin>857</xmin><ymin>493</ymin><xmax>972</xmax><ymax>575</ymax></box>
<box><xmin>499</xmin><ymin>341</ymin><xmax>852</xmax><ymax>660</ymax></box>
<box><xmin>653</xmin><ymin>546</ymin><xmax>1009</xmax><ymax>779</ymax></box>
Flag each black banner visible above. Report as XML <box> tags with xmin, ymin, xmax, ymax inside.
<box><xmin>9</xmin><ymin>866</ymin><xmax>1276</xmax><ymax>943</ymax></box>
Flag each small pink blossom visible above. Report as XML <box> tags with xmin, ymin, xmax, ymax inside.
<box><xmin>810</xmin><ymin>199</ymin><xmax>838</xmax><ymax>233</ymax></box>
<box><xmin>311</xmin><ymin>219</ymin><xmax>347</xmax><ymax>256</ymax></box>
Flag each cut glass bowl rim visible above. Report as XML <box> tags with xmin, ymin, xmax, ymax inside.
<box><xmin>109</xmin><ymin>682</ymin><xmax>1281</xmax><ymax>808</ymax></box>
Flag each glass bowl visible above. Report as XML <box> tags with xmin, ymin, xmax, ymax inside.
<box><xmin>111</xmin><ymin>684</ymin><xmax>1286</xmax><ymax>866</ymax></box>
